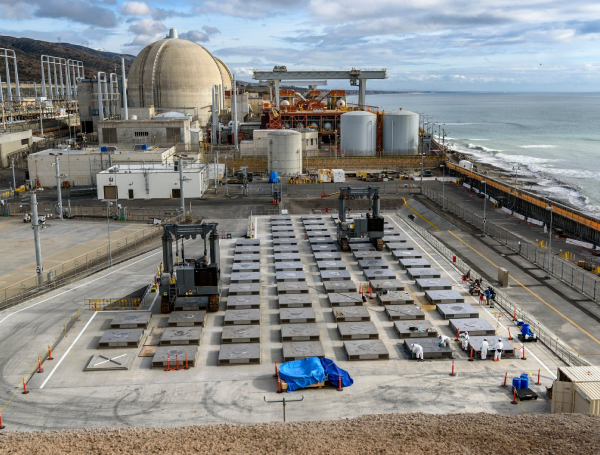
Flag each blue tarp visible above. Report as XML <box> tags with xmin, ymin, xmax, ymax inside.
<box><xmin>278</xmin><ymin>357</ymin><xmax>353</xmax><ymax>392</ymax></box>
<box><xmin>268</xmin><ymin>171</ymin><xmax>280</xmax><ymax>183</ymax></box>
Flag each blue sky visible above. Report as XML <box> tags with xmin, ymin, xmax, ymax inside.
<box><xmin>1</xmin><ymin>0</ymin><xmax>600</xmax><ymax>91</ymax></box>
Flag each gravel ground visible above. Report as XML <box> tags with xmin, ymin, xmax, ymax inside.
<box><xmin>1</xmin><ymin>413</ymin><xmax>599</xmax><ymax>454</ymax></box>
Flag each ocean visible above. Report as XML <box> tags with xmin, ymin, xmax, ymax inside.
<box><xmin>347</xmin><ymin>93</ymin><xmax>600</xmax><ymax>215</ymax></box>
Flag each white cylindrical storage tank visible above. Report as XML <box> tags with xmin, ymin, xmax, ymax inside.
<box><xmin>268</xmin><ymin>130</ymin><xmax>302</xmax><ymax>176</ymax></box>
<box><xmin>382</xmin><ymin>110</ymin><xmax>419</xmax><ymax>155</ymax></box>
<box><xmin>340</xmin><ymin>111</ymin><xmax>377</xmax><ymax>156</ymax></box>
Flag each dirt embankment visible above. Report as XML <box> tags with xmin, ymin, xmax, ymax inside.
<box><xmin>1</xmin><ymin>413</ymin><xmax>599</xmax><ymax>454</ymax></box>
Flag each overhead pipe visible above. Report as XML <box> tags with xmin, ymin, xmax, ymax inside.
<box><xmin>121</xmin><ymin>58</ymin><xmax>128</xmax><ymax>120</ymax></box>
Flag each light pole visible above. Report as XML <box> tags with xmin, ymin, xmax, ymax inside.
<box><xmin>11</xmin><ymin>157</ymin><xmax>16</xmax><ymax>198</ymax></box>
<box><xmin>512</xmin><ymin>166</ymin><xmax>520</xmax><ymax>186</ymax></box>
<box><xmin>440</xmin><ymin>164</ymin><xmax>445</xmax><ymax>210</ymax></box>
<box><xmin>546</xmin><ymin>205</ymin><xmax>553</xmax><ymax>278</ymax></box>
<box><xmin>481</xmin><ymin>180</ymin><xmax>487</xmax><ymax>236</ymax></box>
<box><xmin>31</xmin><ymin>192</ymin><xmax>44</xmax><ymax>285</ymax></box>
<box><xmin>106</xmin><ymin>201</ymin><xmax>113</xmax><ymax>266</ymax></box>
<box><xmin>420</xmin><ymin>151</ymin><xmax>425</xmax><ymax>194</ymax></box>
<box><xmin>52</xmin><ymin>155</ymin><xmax>67</xmax><ymax>219</ymax></box>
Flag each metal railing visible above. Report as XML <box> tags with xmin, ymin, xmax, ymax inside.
<box><xmin>395</xmin><ymin>212</ymin><xmax>591</xmax><ymax>367</ymax></box>
<box><xmin>423</xmin><ymin>186</ymin><xmax>600</xmax><ymax>302</ymax></box>
<box><xmin>88</xmin><ymin>284</ymin><xmax>153</xmax><ymax>311</ymax></box>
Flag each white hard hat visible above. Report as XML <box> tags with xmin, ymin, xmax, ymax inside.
<box><xmin>465</xmin><ymin>331</ymin><xmax>468</xmax><ymax>335</ymax></box>
<box><xmin>411</xmin><ymin>343</ymin><xmax>415</xmax><ymax>348</ymax></box>
<box><xmin>498</xmin><ymin>339</ymin><xmax>502</xmax><ymax>342</ymax></box>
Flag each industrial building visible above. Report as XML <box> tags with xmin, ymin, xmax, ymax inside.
<box><xmin>97</xmin><ymin>116</ymin><xmax>192</xmax><ymax>146</ymax></box>
<box><xmin>0</xmin><ymin>130</ymin><xmax>33</xmax><ymax>167</ymax></box>
<box><xmin>96</xmin><ymin>162</ymin><xmax>209</xmax><ymax>200</ymax></box>
<box><xmin>240</xmin><ymin>129</ymin><xmax>318</xmax><ymax>157</ymax></box>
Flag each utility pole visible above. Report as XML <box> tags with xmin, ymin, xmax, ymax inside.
<box><xmin>53</xmin><ymin>155</ymin><xmax>63</xmax><ymax>219</ymax></box>
<box><xmin>481</xmin><ymin>180</ymin><xmax>487</xmax><ymax>236</ymax></box>
<box><xmin>178</xmin><ymin>157</ymin><xmax>185</xmax><ymax>213</ymax></box>
<box><xmin>106</xmin><ymin>201</ymin><xmax>113</xmax><ymax>266</ymax></box>
<box><xmin>232</xmin><ymin>74</ymin><xmax>238</xmax><ymax>153</ymax></box>
<box><xmin>11</xmin><ymin>157</ymin><xmax>16</xmax><ymax>198</ymax></box>
<box><xmin>442</xmin><ymin>129</ymin><xmax>446</xmax><ymax>210</ymax></box>
<box><xmin>31</xmin><ymin>192</ymin><xmax>44</xmax><ymax>285</ymax></box>
<box><xmin>546</xmin><ymin>205</ymin><xmax>553</xmax><ymax>278</ymax></box>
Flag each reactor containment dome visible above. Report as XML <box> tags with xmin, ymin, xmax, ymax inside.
<box><xmin>127</xmin><ymin>28</ymin><xmax>232</xmax><ymax>125</ymax></box>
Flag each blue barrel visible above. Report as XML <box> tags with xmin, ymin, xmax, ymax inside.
<box><xmin>512</xmin><ymin>377</ymin><xmax>521</xmax><ymax>390</ymax></box>
<box><xmin>521</xmin><ymin>324</ymin><xmax>530</xmax><ymax>336</ymax></box>
<box><xmin>520</xmin><ymin>374</ymin><xmax>529</xmax><ymax>389</ymax></box>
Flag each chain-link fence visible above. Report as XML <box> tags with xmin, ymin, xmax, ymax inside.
<box><xmin>423</xmin><ymin>186</ymin><xmax>600</xmax><ymax>302</ymax></box>
<box><xmin>395</xmin><ymin>212</ymin><xmax>590</xmax><ymax>367</ymax></box>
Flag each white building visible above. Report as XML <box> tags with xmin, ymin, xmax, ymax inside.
<box><xmin>0</xmin><ymin>130</ymin><xmax>33</xmax><ymax>167</ymax></box>
<box><xmin>97</xmin><ymin>162</ymin><xmax>209</xmax><ymax>200</ymax></box>
<box><xmin>241</xmin><ymin>129</ymin><xmax>318</xmax><ymax>157</ymax></box>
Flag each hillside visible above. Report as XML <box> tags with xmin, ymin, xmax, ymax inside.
<box><xmin>0</xmin><ymin>35</ymin><xmax>135</xmax><ymax>82</ymax></box>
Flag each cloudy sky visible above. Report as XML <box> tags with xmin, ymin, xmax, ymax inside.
<box><xmin>1</xmin><ymin>0</ymin><xmax>599</xmax><ymax>91</ymax></box>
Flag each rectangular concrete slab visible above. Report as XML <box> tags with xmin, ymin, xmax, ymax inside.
<box><xmin>226</xmin><ymin>295</ymin><xmax>261</xmax><ymax>309</ymax></box>
<box><xmin>425</xmin><ymin>290</ymin><xmax>465</xmax><ymax>304</ymax></box>
<box><xmin>358</xmin><ymin>259</ymin><xmax>389</xmax><ymax>269</ymax></box>
<box><xmin>221</xmin><ymin>325</ymin><xmax>261</xmax><ymax>344</ymax></box>
<box><xmin>324</xmin><ymin>281</ymin><xmax>357</xmax><ymax>293</ymax></box>
<box><xmin>305</xmin><ymin>224</ymin><xmax>327</xmax><ymax>230</ymax></box>
<box><xmin>309</xmin><ymin>237</ymin><xmax>335</xmax><ymax>244</ymax></box>
<box><xmin>271</xmin><ymin>215</ymin><xmax>292</xmax><ymax>221</ymax></box>
<box><xmin>98</xmin><ymin>329</ymin><xmax>144</xmax><ymax>348</ymax></box>
<box><xmin>277</xmin><ymin>282</ymin><xmax>309</xmax><ymax>294</ymax></box>
<box><xmin>271</xmin><ymin>221</ymin><xmax>292</xmax><ymax>226</ymax></box>
<box><xmin>233</xmin><ymin>254</ymin><xmax>261</xmax><ymax>263</ymax></box>
<box><xmin>449</xmin><ymin>318</ymin><xmax>496</xmax><ymax>336</ymax></box>
<box><xmin>274</xmin><ymin>245</ymin><xmax>300</xmax><ymax>253</ymax></box>
<box><xmin>281</xmin><ymin>323</ymin><xmax>320</xmax><ymax>341</ymax></box>
<box><xmin>333</xmin><ymin>306</ymin><xmax>370</xmax><ymax>322</ymax></box>
<box><xmin>152</xmin><ymin>346</ymin><xmax>198</xmax><ymax>368</ymax></box>
<box><xmin>174</xmin><ymin>296</ymin><xmax>208</xmax><ymax>311</ymax></box>
<box><xmin>273</xmin><ymin>238</ymin><xmax>298</xmax><ymax>245</ymax></box>
<box><xmin>167</xmin><ymin>311</ymin><xmax>207</xmax><ymax>327</ymax></box>
<box><xmin>160</xmin><ymin>327</ymin><xmax>203</xmax><ymax>346</ymax></box>
<box><xmin>236</xmin><ymin>239</ymin><xmax>260</xmax><ymax>246</ymax></box>
<box><xmin>275</xmin><ymin>262</ymin><xmax>304</xmax><ymax>271</ymax></box>
<box><xmin>282</xmin><ymin>341</ymin><xmax>325</xmax><ymax>361</ymax></box>
<box><xmin>314</xmin><ymin>252</ymin><xmax>342</xmax><ymax>260</ymax></box>
<box><xmin>328</xmin><ymin>293</ymin><xmax>364</xmax><ymax>307</ymax></box>
<box><xmin>383</xmin><ymin>236</ymin><xmax>407</xmax><ymax>244</ymax></box>
<box><xmin>394</xmin><ymin>321</ymin><xmax>438</xmax><ymax>338</ymax></box>
<box><xmin>385</xmin><ymin>305</ymin><xmax>425</xmax><ymax>321</ymax></box>
<box><xmin>338</xmin><ymin>321</ymin><xmax>379</xmax><ymax>340</ymax></box>
<box><xmin>344</xmin><ymin>340</ymin><xmax>389</xmax><ymax>360</ymax></box>
<box><xmin>280</xmin><ymin>308</ymin><xmax>316</xmax><ymax>324</ymax></box>
<box><xmin>234</xmin><ymin>246</ymin><xmax>261</xmax><ymax>254</ymax></box>
<box><xmin>407</xmin><ymin>268</ymin><xmax>441</xmax><ymax>279</ymax></box>
<box><xmin>388</xmin><ymin>243</ymin><xmax>415</xmax><ymax>251</ymax></box>
<box><xmin>377</xmin><ymin>290</ymin><xmax>414</xmax><ymax>305</ymax></box>
<box><xmin>306</xmin><ymin>230</ymin><xmax>330</xmax><ymax>237</ymax></box>
<box><xmin>85</xmin><ymin>352</ymin><xmax>136</xmax><ymax>371</ymax></box>
<box><xmin>110</xmin><ymin>312</ymin><xmax>152</xmax><ymax>329</ymax></box>
<box><xmin>392</xmin><ymin>250</ymin><xmax>422</xmax><ymax>259</ymax></box>
<box><xmin>349</xmin><ymin>243</ymin><xmax>376</xmax><ymax>251</ymax></box>
<box><xmin>467</xmin><ymin>336</ymin><xmax>514</xmax><ymax>358</ymax></box>
<box><xmin>436</xmin><ymin>303</ymin><xmax>479</xmax><ymax>319</ymax></box>
<box><xmin>311</xmin><ymin>244</ymin><xmax>338</xmax><ymax>252</ymax></box>
<box><xmin>316</xmin><ymin>260</ymin><xmax>347</xmax><ymax>270</ymax></box>
<box><xmin>274</xmin><ymin>253</ymin><xmax>302</xmax><ymax>262</ymax></box>
<box><xmin>224</xmin><ymin>309</ymin><xmax>261</xmax><ymax>325</ymax></box>
<box><xmin>399</xmin><ymin>258</ymin><xmax>432</xmax><ymax>269</ymax></box>
<box><xmin>321</xmin><ymin>270</ymin><xmax>352</xmax><ymax>281</ymax></box>
<box><xmin>348</xmin><ymin>238</ymin><xmax>371</xmax><ymax>244</ymax></box>
<box><xmin>230</xmin><ymin>272</ymin><xmax>261</xmax><ymax>283</ymax></box>
<box><xmin>302</xmin><ymin>215</ymin><xmax>323</xmax><ymax>220</ymax></box>
<box><xmin>276</xmin><ymin>271</ymin><xmax>306</xmax><ymax>282</ymax></box>
<box><xmin>232</xmin><ymin>262</ymin><xmax>261</xmax><ymax>272</ymax></box>
<box><xmin>272</xmin><ymin>226</ymin><xmax>295</xmax><ymax>231</ymax></box>
<box><xmin>279</xmin><ymin>294</ymin><xmax>313</xmax><ymax>308</ymax></box>
<box><xmin>353</xmin><ymin>251</ymin><xmax>383</xmax><ymax>260</ymax></box>
<box><xmin>404</xmin><ymin>338</ymin><xmax>454</xmax><ymax>359</ymax></box>
<box><xmin>219</xmin><ymin>343</ymin><xmax>261</xmax><ymax>365</ymax></box>
<box><xmin>228</xmin><ymin>283</ymin><xmax>260</xmax><ymax>295</ymax></box>
<box><xmin>272</xmin><ymin>232</ymin><xmax>296</xmax><ymax>238</ymax></box>
<box><xmin>364</xmin><ymin>269</ymin><xmax>397</xmax><ymax>281</ymax></box>
<box><xmin>415</xmin><ymin>278</ymin><xmax>452</xmax><ymax>290</ymax></box>
<box><xmin>369</xmin><ymin>279</ymin><xmax>405</xmax><ymax>292</ymax></box>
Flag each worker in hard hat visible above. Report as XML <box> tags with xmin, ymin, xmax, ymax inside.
<box><xmin>461</xmin><ymin>331</ymin><xmax>470</xmax><ymax>350</ymax></box>
<box><xmin>438</xmin><ymin>334</ymin><xmax>451</xmax><ymax>347</ymax></box>
<box><xmin>494</xmin><ymin>338</ymin><xmax>504</xmax><ymax>362</ymax></box>
<box><xmin>481</xmin><ymin>338</ymin><xmax>489</xmax><ymax>360</ymax></box>
<box><xmin>411</xmin><ymin>343</ymin><xmax>424</xmax><ymax>361</ymax></box>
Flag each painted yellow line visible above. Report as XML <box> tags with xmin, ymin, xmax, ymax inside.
<box><xmin>447</xmin><ymin>230</ymin><xmax>600</xmax><ymax>347</ymax></box>
<box><xmin>401</xmin><ymin>197</ymin><xmax>440</xmax><ymax>231</ymax></box>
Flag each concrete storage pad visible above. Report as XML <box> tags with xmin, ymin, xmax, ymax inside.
<box><xmin>160</xmin><ymin>327</ymin><xmax>203</xmax><ymax>346</ymax></box>
<box><xmin>152</xmin><ymin>346</ymin><xmax>199</xmax><ymax>368</ymax></box>
<box><xmin>348</xmin><ymin>238</ymin><xmax>371</xmax><ymax>244</ymax></box>
<box><xmin>224</xmin><ymin>309</ymin><xmax>261</xmax><ymax>325</ymax></box>
<box><xmin>174</xmin><ymin>296</ymin><xmax>208</xmax><ymax>311</ymax></box>
<box><xmin>392</xmin><ymin>250</ymin><xmax>422</xmax><ymax>259</ymax></box>
<box><xmin>306</xmin><ymin>231</ymin><xmax>330</xmax><ymax>237</ymax></box>
<box><xmin>272</xmin><ymin>226</ymin><xmax>295</xmax><ymax>231</ymax></box>
<box><xmin>333</xmin><ymin>306</ymin><xmax>370</xmax><ymax>322</ymax></box>
<box><xmin>305</xmin><ymin>224</ymin><xmax>326</xmax><ymax>230</ymax></box>
<box><xmin>377</xmin><ymin>291</ymin><xmax>414</xmax><ymax>305</ymax></box>
<box><xmin>271</xmin><ymin>215</ymin><xmax>291</xmax><ymax>221</ymax></box>
<box><xmin>277</xmin><ymin>282</ymin><xmax>309</xmax><ymax>294</ymax></box>
<box><xmin>321</xmin><ymin>270</ymin><xmax>352</xmax><ymax>281</ymax></box>
<box><xmin>353</xmin><ymin>251</ymin><xmax>383</xmax><ymax>260</ymax></box>
<box><xmin>425</xmin><ymin>290</ymin><xmax>465</xmax><ymax>304</ymax></box>
<box><xmin>399</xmin><ymin>258</ymin><xmax>431</xmax><ymax>269</ymax></box>
<box><xmin>338</xmin><ymin>322</ymin><xmax>379</xmax><ymax>340</ymax></box>
<box><xmin>271</xmin><ymin>221</ymin><xmax>292</xmax><ymax>226</ymax></box>
<box><xmin>436</xmin><ymin>303</ymin><xmax>479</xmax><ymax>319</ymax></box>
<box><xmin>324</xmin><ymin>281</ymin><xmax>357</xmax><ymax>293</ymax></box>
<box><xmin>303</xmin><ymin>220</ymin><xmax>325</xmax><ymax>225</ymax></box>
<box><xmin>234</xmin><ymin>246</ymin><xmax>261</xmax><ymax>254</ymax></box>
<box><xmin>275</xmin><ymin>262</ymin><xmax>304</xmax><ymax>271</ymax></box>
<box><xmin>416</xmin><ymin>278</ymin><xmax>452</xmax><ymax>290</ymax></box>
<box><xmin>168</xmin><ymin>311</ymin><xmax>207</xmax><ymax>327</ymax></box>
<box><xmin>364</xmin><ymin>269</ymin><xmax>397</xmax><ymax>280</ymax></box>
<box><xmin>272</xmin><ymin>232</ymin><xmax>296</xmax><ymax>238</ymax></box>
<box><xmin>273</xmin><ymin>238</ymin><xmax>298</xmax><ymax>245</ymax></box>
<box><xmin>230</xmin><ymin>272</ymin><xmax>261</xmax><ymax>283</ymax></box>
<box><xmin>382</xmin><ymin>236</ymin><xmax>403</xmax><ymax>243</ymax></box>
<box><xmin>276</xmin><ymin>271</ymin><xmax>306</xmax><ymax>282</ymax></box>
<box><xmin>221</xmin><ymin>325</ymin><xmax>261</xmax><ymax>344</ymax></box>
<box><xmin>302</xmin><ymin>215</ymin><xmax>323</xmax><ymax>220</ymax></box>
<box><xmin>314</xmin><ymin>252</ymin><xmax>342</xmax><ymax>260</ymax></box>
<box><xmin>467</xmin><ymin>336</ymin><xmax>514</xmax><ymax>357</ymax></box>
<box><xmin>226</xmin><ymin>295</ymin><xmax>260</xmax><ymax>309</ymax></box>
<box><xmin>358</xmin><ymin>259</ymin><xmax>389</xmax><ymax>269</ymax></box>
<box><xmin>84</xmin><ymin>352</ymin><xmax>136</xmax><ymax>371</ymax></box>
<box><xmin>218</xmin><ymin>344</ymin><xmax>261</xmax><ymax>365</ymax></box>
<box><xmin>309</xmin><ymin>237</ymin><xmax>335</xmax><ymax>244</ymax></box>
<box><xmin>233</xmin><ymin>254</ymin><xmax>261</xmax><ymax>263</ymax></box>
<box><xmin>449</xmin><ymin>318</ymin><xmax>496</xmax><ymax>336</ymax></box>
<box><xmin>232</xmin><ymin>262</ymin><xmax>261</xmax><ymax>272</ymax></box>
<box><xmin>274</xmin><ymin>253</ymin><xmax>302</xmax><ymax>262</ymax></box>
<box><xmin>329</xmin><ymin>293</ymin><xmax>364</xmax><ymax>307</ymax></box>
<box><xmin>280</xmin><ymin>308</ymin><xmax>316</xmax><ymax>324</ymax></box>
<box><xmin>110</xmin><ymin>312</ymin><xmax>152</xmax><ymax>329</ymax></box>
<box><xmin>236</xmin><ymin>239</ymin><xmax>260</xmax><ymax>246</ymax></box>
<box><xmin>229</xmin><ymin>283</ymin><xmax>260</xmax><ymax>295</ymax></box>
<box><xmin>282</xmin><ymin>341</ymin><xmax>325</xmax><ymax>361</ymax></box>
<box><xmin>387</xmin><ymin>243</ymin><xmax>414</xmax><ymax>251</ymax></box>
<box><xmin>385</xmin><ymin>305</ymin><xmax>425</xmax><ymax>320</ymax></box>
<box><xmin>349</xmin><ymin>243</ymin><xmax>376</xmax><ymax>251</ymax></box>
<box><xmin>316</xmin><ymin>260</ymin><xmax>347</xmax><ymax>270</ymax></box>
<box><xmin>98</xmin><ymin>329</ymin><xmax>144</xmax><ymax>348</ymax></box>
<box><xmin>274</xmin><ymin>245</ymin><xmax>300</xmax><ymax>253</ymax></box>
<box><xmin>369</xmin><ymin>279</ymin><xmax>405</xmax><ymax>292</ymax></box>
<box><xmin>312</xmin><ymin>244</ymin><xmax>338</xmax><ymax>252</ymax></box>
<box><xmin>344</xmin><ymin>340</ymin><xmax>389</xmax><ymax>360</ymax></box>
<box><xmin>279</xmin><ymin>294</ymin><xmax>313</xmax><ymax>308</ymax></box>
<box><xmin>407</xmin><ymin>268</ymin><xmax>441</xmax><ymax>279</ymax></box>
<box><xmin>403</xmin><ymin>338</ymin><xmax>454</xmax><ymax>359</ymax></box>
<box><xmin>281</xmin><ymin>323</ymin><xmax>320</xmax><ymax>341</ymax></box>
<box><xmin>394</xmin><ymin>321</ymin><xmax>438</xmax><ymax>338</ymax></box>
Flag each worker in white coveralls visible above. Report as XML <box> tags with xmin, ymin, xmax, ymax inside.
<box><xmin>438</xmin><ymin>334</ymin><xmax>451</xmax><ymax>347</ymax></box>
<box><xmin>494</xmin><ymin>339</ymin><xmax>504</xmax><ymax>362</ymax></box>
<box><xmin>461</xmin><ymin>331</ymin><xmax>470</xmax><ymax>350</ymax></box>
<box><xmin>481</xmin><ymin>338</ymin><xmax>489</xmax><ymax>360</ymax></box>
<box><xmin>411</xmin><ymin>343</ymin><xmax>424</xmax><ymax>361</ymax></box>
